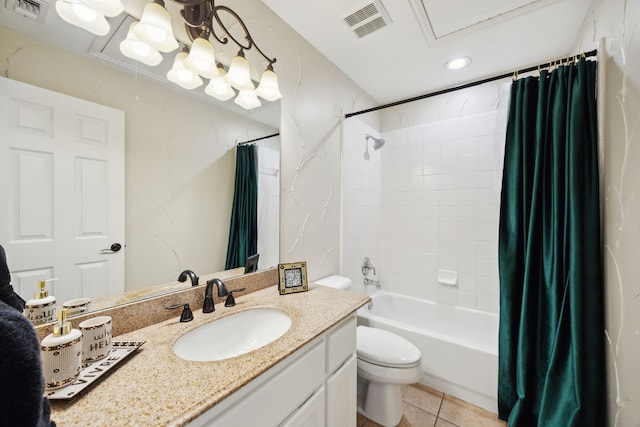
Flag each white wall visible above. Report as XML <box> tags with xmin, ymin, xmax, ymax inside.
<box><xmin>0</xmin><ymin>0</ymin><xmax>377</xmax><ymax>289</ymax></box>
<box><xmin>341</xmin><ymin>120</ymin><xmax>382</xmax><ymax>295</ymax></box>
<box><xmin>257</xmin><ymin>140</ymin><xmax>280</xmax><ymax>270</ymax></box>
<box><xmin>574</xmin><ymin>0</ymin><xmax>640</xmax><ymax>425</ymax></box>
<box><xmin>0</xmin><ymin>26</ymin><xmax>279</xmax><ymax>290</ymax></box>
<box><xmin>342</xmin><ymin>83</ymin><xmax>509</xmax><ymax>313</ymax></box>
<box><xmin>380</xmin><ymin>109</ymin><xmax>507</xmax><ymax>313</ymax></box>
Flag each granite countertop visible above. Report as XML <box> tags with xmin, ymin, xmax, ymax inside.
<box><xmin>49</xmin><ymin>284</ymin><xmax>369</xmax><ymax>426</ymax></box>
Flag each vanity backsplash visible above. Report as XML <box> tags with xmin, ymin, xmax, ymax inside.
<box><xmin>34</xmin><ymin>268</ymin><xmax>279</xmax><ymax>341</ymax></box>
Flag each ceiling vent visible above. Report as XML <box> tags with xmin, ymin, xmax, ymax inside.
<box><xmin>342</xmin><ymin>0</ymin><xmax>392</xmax><ymax>39</ymax></box>
<box><xmin>5</xmin><ymin>0</ymin><xmax>49</xmax><ymax>22</ymax></box>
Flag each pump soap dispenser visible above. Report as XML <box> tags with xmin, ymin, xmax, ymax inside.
<box><xmin>41</xmin><ymin>308</ymin><xmax>82</xmax><ymax>390</ymax></box>
<box><xmin>25</xmin><ymin>278</ymin><xmax>58</xmax><ymax>325</ymax></box>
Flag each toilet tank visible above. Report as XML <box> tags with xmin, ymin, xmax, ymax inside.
<box><xmin>314</xmin><ymin>275</ymin><xmax>352</xmax><ymax>290</ymax></box>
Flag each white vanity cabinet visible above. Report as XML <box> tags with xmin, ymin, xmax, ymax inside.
<box><xmin>190</xmin><ymin>314</ymin><xmax>357</xmax><ymax>427</ymax></box>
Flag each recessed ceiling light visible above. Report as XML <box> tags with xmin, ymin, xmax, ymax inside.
<box><xmin>445</xmin><ymin>57</ymin><xmax>471</xmax><ymax>71</ymax></box>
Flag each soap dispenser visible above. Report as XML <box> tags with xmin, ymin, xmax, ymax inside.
<box><xmin>25</xmin><ymin>278</ymin><xmax>58</xmax><ymax>325</ymax></box>
<box><xmin>40</xmin><ymin>308</ymin><xmax>83</xmax><ymax>390</ymax></box>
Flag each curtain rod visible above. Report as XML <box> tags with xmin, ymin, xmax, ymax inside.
<box><xmin>237</xmin><ymin>132</ymin><xmax>280</xmax><ymax>145</ymax></box>
<box><xmin>345</xmin><ymin>49</ymin><xmax>598</xmax><ymax>119</ymax></box>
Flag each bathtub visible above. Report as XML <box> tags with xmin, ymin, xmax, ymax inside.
<box><xmin>357</xmin><ymin>290</ymin><xmax>499</xmax><ymax>413</ymax></box>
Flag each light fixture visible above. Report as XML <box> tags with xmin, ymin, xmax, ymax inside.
<box><xmin>205</xmin><ymin>65</ymin><xmax>235</xmax><ymax>101</ymax></box>
<box><xmin>120</xmin><ymin>22</ymin><xmax>163</xmax><ymax>66</ymax></box>
<box><xmin>132</xmin><ymin>0</ymin><xmax>178</xmax><ymax>53</ymax></box>
<box><xmin>55</xmin><ymin>0</ymin><xmax>281</xmax><ymax>110</ymax></box>
<box><xmin>255</xmin><ymin>64</ymin><xmax>282</xmax><ymax>102</ymax></box>
<box><xmin>226</xmin><ymin>50</ymin><xmax>253</xmax><ymax>90</ymax></box>
<box><xmin>234</xmin><ymin>89</ymin><xmax>261</xmax><ymax>110</ymax></box>
<box><xmin>167</xmin><ymin>48</ymin><xmax>204</xmax><ymax>90</ymax></box>
<box><xmin>445</xmin><ymin>56</ymin><xmax>471</xmax><ymax>71</ymax></box>
<box><xmin>183</xmin><ymin>37</ymin><xmax>218</xmax><ymax>79</ymax></box>
<box><xmin>55</xmin><ymin>0</ymin><xmax>110</xmax><ymax>36</ymax></box>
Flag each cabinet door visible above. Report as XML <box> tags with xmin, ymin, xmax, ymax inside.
<box><xmin>280</xmin><ymin>387</ymin><xmax>325</xmax><ymax>427</ymax></box>
<box><xmin>325</xmin><ymin>355</ymin><xmax>357</xmax><ymax>427</ymax></box>
<box><xmin>194</xmin><ymin>342</ymin><xmax>325</xmax><ymax>427</ymax></box>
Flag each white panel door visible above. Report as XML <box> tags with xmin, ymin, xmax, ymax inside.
<box><xmin>0</xmin><ymin>76</ymin><xmax>125</xmax><ymax>304</ymax></box>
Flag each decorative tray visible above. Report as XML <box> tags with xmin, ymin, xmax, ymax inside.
<box><xmin>46</xmin><ymin>341</ymin><xmax>145</xmax><ymax>400</ymax></box>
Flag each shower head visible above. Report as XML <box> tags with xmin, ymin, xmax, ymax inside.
<box><xmin>366</xmin><ymin>134</ymin><xmax>385</xmax><ymax>150</ymax></box>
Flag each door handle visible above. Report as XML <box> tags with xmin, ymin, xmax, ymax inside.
<box><xmin>100</xmin><ymin>243</ymin><xmax>122</xmax><ymax>253</ymax></box>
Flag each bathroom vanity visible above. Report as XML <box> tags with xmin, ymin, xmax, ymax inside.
<box><xmin>48</xmin><ymin>283</ymin><xmax>369</xmax><ymax>426</ymax></box>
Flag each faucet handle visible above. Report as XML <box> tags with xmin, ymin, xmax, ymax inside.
<box><xmin>224</xmin><ymin>288</ymin><xmax>246</xmax><ymax>307</ymax></box>
<box><xmin>166</xmin><ymin>303</ymin><xmax>194</xmax><ymax>322</ymax></box>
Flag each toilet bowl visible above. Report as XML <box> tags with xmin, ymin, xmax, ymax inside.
<box><xmin>314</xmin><ymin>275</ymin><xmax>423</xmax><ymax>427</ymax></box>
<box><xmin>356</xmin><ymin>325</ymin><xmax>422</xmax><ymax>427</ymax></box>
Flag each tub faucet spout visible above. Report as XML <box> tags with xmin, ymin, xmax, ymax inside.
<box><xmin>364</xmin><ymin>277</ymin><xmax>381</xmax><ymax>289</ymax></box>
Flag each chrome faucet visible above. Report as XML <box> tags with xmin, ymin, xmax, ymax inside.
<box><xmin>362</xmin><ymin>257</ymin><xmax>376</xmax><ymax>276</ymax></box>
<box><xmin>362</xmin><ymin>257</ymin><xmax>380</xmax><ymax>289</ymax></box>
<box><xmin>364</xmin><ymin>277</ymin><xmax>381</xmax><ymax>289</ymax></box>
<box><xmin>203</xmin><ymin>278</ymin><xmax>228</xmax><ymax>313</ymax></box>
<box><xmin>178</xmin><ymin>270</ymin><xmax>199</xmax><ymax>287</ymax></box>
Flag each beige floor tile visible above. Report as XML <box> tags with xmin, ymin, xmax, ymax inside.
<box><xmin>397</xmin><ymin>402</ymin><xmax>438</xmax><ymax>427</ymax></box>
<box><xmin>438</xmin><ymin>395</ymin><xmax>506</xmax><ymax>427</ymax></box>
<box><xmin>435</xmin><ymin>418</ymin><xmax>458</xmax><ymax>427</ymax></box>
<box><xmin>358</xmin><ymin>412</ymin><xmax>368</xmax><ymax>426</ymax></box>
<box><xmin>402</xmin><ymin>384</ymin><xmax>444</xmax><ymax>415</ymax></box>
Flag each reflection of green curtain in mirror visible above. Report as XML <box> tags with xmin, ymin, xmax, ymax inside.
<box><xmin>498</xmin><ymin>59</ymin><xmax>604</xmax><ymax>426</ymax></box>
<box><xmin>225</xmin><ymin>145</ymin><xmax>258</xmax><ymax>270</ymax></box>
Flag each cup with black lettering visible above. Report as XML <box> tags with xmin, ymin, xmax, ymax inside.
<box><xmin>63</xmin><ymin>297</ymin><xmax>92</xmax><ymax>315</ymax></box>
<box><xmin>79</xmin><ymin>316</ymin><xmax>112</xmax><ymax>363</ymax></box>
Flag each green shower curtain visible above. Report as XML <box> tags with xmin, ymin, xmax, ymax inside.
<box><xmin>225</xmin><ymin>144</ymin><xmax>258</xmax><ymax>270</ymax></box>
<box><xmin>498</xmin><ymin>58</ymin><xmax>605</xmax><ymax>426</ymax></box>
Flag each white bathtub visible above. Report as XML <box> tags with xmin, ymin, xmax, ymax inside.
<box><xmin>357</xmin><ymin>290</ymin><xmax>499</xmax><ymax>413</ymax></box>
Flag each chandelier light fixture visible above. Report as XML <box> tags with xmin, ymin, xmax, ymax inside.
<box><xmin>54</xmin><ymin>0</ymin><xmax>281</xmax><ymax>109</ymax></box>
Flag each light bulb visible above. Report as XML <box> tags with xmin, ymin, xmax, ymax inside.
<box><xmin>167</xmin><ymin>51</ymin><xmax>203</xmax><ymax>90</ymax></box>
<box><xmin>226</xmin><ymin>51</ymin><xmax>253</xmax><ymax>90</ymax></box>
<box><xmin>120</xmin><ymin>22</ymin><xmax>162</xmax><ymax>67</ymax></box>
<box><xmin>255</xmin><ymin>66</ymin><xmax>281</xmax><ymax>101</ymax></box>
<box><xmin>133</xmin><ymin>2</ymin><xmax>178</xmax><ymax>53</ymax></box>
<box><xmin>55</xmin><ymin>0</ymin><xmax>110</xmax><ymax>35</ymax></box>
<box><xmin>183</xmin><ymin>37</ymin><xmax>218</xmax><ymax>79</ymax></box>
<box><xmin>234</xmin><ymin>89</ymin><xmax>261</xmax><ymax>110</ymax></box>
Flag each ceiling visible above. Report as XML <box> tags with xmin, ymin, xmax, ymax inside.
<box><xmin>0</xmin><ymin>0</ymin><xmax>594</xmax><ymax>111</ymax></box>
<box><xmin>262</xmin><ymin>0</ymin><xmax>594</xmax><ymax>105</ymax></box>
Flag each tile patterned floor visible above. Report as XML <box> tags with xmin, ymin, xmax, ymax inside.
<box><xmin>357</xmin><ymin>384</ymin><xmax>507</xmax><ymax>427</ymax></box>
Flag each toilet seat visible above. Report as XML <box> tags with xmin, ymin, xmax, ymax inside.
<box><xmin>356</xmin><ymin>326</ymin><xmax>421</xmax><ymax>368</ymax></box>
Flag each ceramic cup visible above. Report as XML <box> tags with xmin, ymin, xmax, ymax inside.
<box><xmin>63</xmin><ymin>297</ymin><xmax>92</xmax><ymax>315</ymax></box>
<box><xmin>79</xmin><ymin>316</ymin><xmax>112</xmax><ymax>363</ymax></box>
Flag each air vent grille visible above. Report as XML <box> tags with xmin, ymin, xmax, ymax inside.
<box><xmin>341</xmin><ymin>0</ymin><xmax>392</xmax><ymax>39</ymax></box>
<box><xmin>5</xmin><ymin>0</ymin><xmax>48</xmax><ymax>22</ymax></box>
<box><xmin>353</xmin><ymin>17</ymin><xmax>388</xmax><ymax>38</ymax></box>
<box><xmin>343</xmin><ymin>4</ymin><xmax>379</xmax><ymax>27</ymax></box>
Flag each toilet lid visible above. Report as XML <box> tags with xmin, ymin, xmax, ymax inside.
<box><xmin>357</xmin><ymin>326</ymin><xmax>421</xmax><ymax>368</ymax></box>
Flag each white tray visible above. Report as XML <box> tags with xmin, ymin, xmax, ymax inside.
<box><xmin>45</xmin><ymin>341</ymin><xmax>145</xmax><ymax>400</ymax></box>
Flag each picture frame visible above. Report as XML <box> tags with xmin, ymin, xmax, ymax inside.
<box><xmin>277</xmin><ymin>262</ymin><xmax>308</xmax><ymax>295</ymax></box>
<box><xmin>244</xmin><ymin>253</ymin><xmax>260</xmax><ymax>274</ymax></box>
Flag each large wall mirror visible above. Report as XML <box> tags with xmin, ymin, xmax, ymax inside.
<box><xmin>0</xmin><ymin>12</ymin><xmax>281</xmax><ymax>319</ymax></box>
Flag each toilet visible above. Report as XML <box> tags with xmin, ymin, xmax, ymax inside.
<box><xmin>314</xmin><ymin>275</ymin><xmax>422</xmax><ymax>427</ymax></box>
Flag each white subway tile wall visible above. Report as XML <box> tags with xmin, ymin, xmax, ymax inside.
<box><xmin>343</xmin><ymin>107</ymin><xmax>507</xmax><ymax>313</ymax></box>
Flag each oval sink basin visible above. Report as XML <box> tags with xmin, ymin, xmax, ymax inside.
<box><xmin>173</xmin><ymin>308</ymin><xmax>292</xmax><ymax>362</ymax></box>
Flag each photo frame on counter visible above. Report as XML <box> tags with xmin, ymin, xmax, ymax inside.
<box><xmin>278</xmin><ymin>262</ymin><xmax>308</xmax><ymax>295</ymax></box>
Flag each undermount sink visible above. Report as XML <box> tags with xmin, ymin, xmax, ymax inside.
<box><xmin>173</xmin><ymin>308</ymin><xmax>292</xmax><ymax>362</ymax></box>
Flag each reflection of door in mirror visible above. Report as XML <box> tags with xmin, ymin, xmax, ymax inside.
<box><xmin>0</xmin><ymin>77</ymin><xmax>125</xmax><ymax>305</ymax></box>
